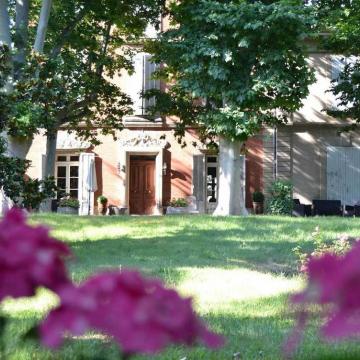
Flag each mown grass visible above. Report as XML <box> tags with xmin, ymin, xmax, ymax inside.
<box><xmin>3</xmin><ymin>214</ymin><xmax>360</xmax><ymax>359</ymax></box>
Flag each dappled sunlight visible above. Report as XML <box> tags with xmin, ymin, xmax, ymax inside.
<box><xmin>52</xmin><ymin>225</ymin><xmax>130</xmax><ymax>242</ymax></box>
<box><xmin>177</xmin><ymin>267</ymin><xmax>302</xmax><ymax>313</ymax></box>
<box><xmin>2</xmin><ymin>289</ymin><xmax>58</xmax><ymax>317</ymax></box>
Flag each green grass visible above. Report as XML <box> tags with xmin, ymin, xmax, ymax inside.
<box><xmin>3</xmin><ymin>214</ymin><xmax>360</xmax><ymax>359</ymax></box>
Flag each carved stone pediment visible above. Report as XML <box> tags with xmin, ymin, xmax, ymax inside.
<box><xmin>119</xmin><ymin>132</ymin><xmax>168</xmax><ymax>148</ymax></box>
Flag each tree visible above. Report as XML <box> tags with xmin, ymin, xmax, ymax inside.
<box><xmin>146</xmin><ymin>0</ymin><xmax>315</xmax><ymax>215</ymax></box>
<box><xmin>311</xmin><ymin>0</ymin><xmax>360</xmax><ymax>126</ymax></box>
<box><xmin>1</xmin><ymin>0</ymin><xmax>165</xmax><ymax>173</ymax></box>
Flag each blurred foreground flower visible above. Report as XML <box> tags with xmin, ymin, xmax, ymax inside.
<box><xmin>40</xmin><ymin>270</ymin><xmax>224</xmax><ymax>354</ymax></box>
<box><xmin>284</xmin><ymin>241</ymin><xmax>360</xmax><ymax>356</ymax></box>
<box><xmin>0</xmin><ymin>208</ymin><xmax>71</xmax><ymax>301</ymax></box>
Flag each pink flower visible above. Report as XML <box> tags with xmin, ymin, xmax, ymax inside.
<box><xmin>0</xmin><ymin>208</ymin><xmax>71</xmax><ymax>301</ymax></box>
<box><xmin>286</xmin><ymin>242</ymin><xmax>360</xmax><ymax>354</ymax></box>
<box><xmin>40</xmin><ymin>270</ymin><xmax>224</xmax><ymax>354</ymax></box>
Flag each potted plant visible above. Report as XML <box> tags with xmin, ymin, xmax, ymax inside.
<box><xmin>57</xmin><ymin>197</ymin><xmax>80</xmax><ymax>215</ymax></box>
<box><xmin>97</xmin><ymin>195</ymin><xmax>108</xmax><ymax>215</ymax></box>
<box><xmin>252</xmin><ymin>190</ymin><xmax>265</xmax><ymax>214</ymax></box>
<box><xmin>166</xmin><ymin>198</ymin><xmax>189</xmax><ymax>214</ymax></box>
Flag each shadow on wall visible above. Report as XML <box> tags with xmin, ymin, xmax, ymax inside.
<box><xmin>94</xmin><ymin>155</ymin><xmax>103</xmax><ymax>202</ymax></box>
<box><xmin>163</xmin><ymin>150</ymin><xmax>171</xmax><ymax>206</ymax></box>
<box><xmin>169</xmin><ymin>158</ymin><xmax>192</xmax><ymax>199</ymax></box>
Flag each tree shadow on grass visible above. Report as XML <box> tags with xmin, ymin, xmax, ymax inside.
<box><xmin>67</xmin><ymin>228</ymin><xmax>303</xmax><ymax>282</ymax></box>
<box><xmin>5</xmin><ymin>293</ymin><xmax>360</xmax><ymax>360</ymax></box>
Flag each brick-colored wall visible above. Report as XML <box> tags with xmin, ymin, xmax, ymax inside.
<box><xmin>26</xmin><ymin>127</ymin><xmax>265</xmax><ymax>213</ymax></box>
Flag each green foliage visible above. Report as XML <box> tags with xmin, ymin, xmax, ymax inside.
<box><xmin>0</xmin><ymin>138</ymin><xmax>29</xmax><ymax>201</ymax></box>
<box><xmin>21</xmin><ymin>177</ymin><xmax>58</xmax><ymax>211</ymax></box>
<box><xmin>2</xmin><ymin>0</ymin><xmax>165</xmax><ymax>142</ymax></box>
<box><xmin>293</xmin><ymin>226</ymin><xmax>352</xmax><ymax>272</ymax></box>
<box><xmin>146</xmin><ymin>0</ymin><xmax>316</xmax><ymax>141</ymax></box>
<box><xmin>312</xmin><ymin>0</ymin><xmax>360</xmax><ymax>128</ymax></box>
<box><xmin>252</xmin><ymin>190</ymin><xmax>264</xmax><ymax>203</ymax></box>
<box><xmin>168</xmin><ymin>198</ymin><xmax>188</xmax><ymax>207</ymax></box>
<box><xmin>266</xmin><ymin>180</ymin><xmax>293</xmax><ymax>215</ymax></box>
<box><xmin>58</xmin><ymin>198</ymin><xmax>80</xmax><ymax>209</ymax></box>
<box><xmin>97</xmin><ymin>195</ymin><xmax>108</xmax><ymax>204</ymax></box>
<box><xmin>0</xmin><ymin>137</ymin><xmax>57</xmax><ymax>209</ymax></box>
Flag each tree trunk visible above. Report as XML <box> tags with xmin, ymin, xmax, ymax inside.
<box><xmin>39</xmin><ymin>131</ymin><xmax>57</xmax><ymax>212</ymax></box>
<box><xmin>0</xmin><ymin>0</ymin><xmax>12</xmax><ymax>47</ymax></box>
<box><xmin>34</xmin><ymin>0</ymin><xmax>52</xmax><ymax>53</ymax></box>
<box><xmin>213</xmin><ymin>137</ymin><xmax>248</xmax><ymax>216</ymax></box>
<box><xmin>14</xmin><ymin>0</ymin><xmax>30</xmax><ymax>78</ymax></box>
<box><xmin>44</xmin><ymin>131</ymin><xmax>57</xmax><ymax>177</ymax></box>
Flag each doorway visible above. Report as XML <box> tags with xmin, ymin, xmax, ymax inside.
<box><xmin>129</xmin><ymin>156</ymin><xmax>156</xmax><ymax>215</ymax></box>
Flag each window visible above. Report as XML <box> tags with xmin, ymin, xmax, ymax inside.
<box><xmin>127</xmin><ymin>52</ymin><xmax>160</xmax><ymax>116</ymax></box>
<box><xmin>55</xmin><ymin>154</ymin><xmax>80</xmax><ymax>199</ymax></box>
<box><xmin>331</xmin><ymin>55</ymin><xmax>357</xmax><ymax>82</ymax></box>
<box><xmin>206</xmin><ymin>155</ymin><xmax>218</xmax><ymax>207</ymax></box>
<box><xmin>331</xmin><ymin>55</ymin><xmax>358</xmax><ymax>109</ymax></box>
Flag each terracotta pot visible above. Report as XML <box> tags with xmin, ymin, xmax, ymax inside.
<box><xmin>252</xmin><ymin>202</ymin><xmax>264</xmax><ymax>215</ymax></box>
<box><xmin>98</xmin><ymin>202</ymin><xmax>108</xmax><ymax>215</ymax></box>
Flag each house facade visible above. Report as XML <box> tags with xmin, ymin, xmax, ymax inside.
<box><xmin>15</xmin><ymin>50</ymin><xmax>360</xmax><ymax>215</ymax></box>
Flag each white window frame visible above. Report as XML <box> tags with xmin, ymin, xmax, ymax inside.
<box><xmin>55</xmin><ymin>153</ymin><xmax>80</xmax><ymax>199</ymax></box>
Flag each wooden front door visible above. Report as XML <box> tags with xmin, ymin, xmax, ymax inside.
<box><xmin>129</xmin><ymin>157</ymin><xmax>156</xmax><ymax>215</ymax></box>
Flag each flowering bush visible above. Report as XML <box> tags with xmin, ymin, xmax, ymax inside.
<box><xmin>285</xmin><ymin>240</ymin><xmax>360</xmax><ymax>356</ymax></box>
<box><xmin>292</xmin><ymin>226</ymin><xmax>353</xmax><ymax>273</ymax></box>
<box><xmin>0</xmin><ymin>208</ymin><xmax>223</xmax><ymax>358</ymax></box>
<box><xmin>0</xmin><ymin>208</ymin><xmax>71</xmax><ymax>301</ymax></box>
<box><xmin>40</xmin><ymin>270</ymin><xmax>223</xmax><ymax>354</ymax></box>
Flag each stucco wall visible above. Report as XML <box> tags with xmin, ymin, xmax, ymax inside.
<box><xmin>294</xmin><ymin>53</ymin><xmax>354</xmax><ymax>126</ymax></box>
<box><xmin>263</xmin><ymin>125</ymin><xmax>360</xmax><ymax>205</ymax></box>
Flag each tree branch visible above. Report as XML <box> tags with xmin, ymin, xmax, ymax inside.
<box><xmin>0</xmin><ymin>0</ymin><xmax>12</xmax><ymax>48</ymax></box>
<box><xmin>34</xmin><ymin>0</ymin><xmax>53</xmax><ymax>53</ymax></box>
<box><xmin>96</xmin><ymin>21</ymin><xmax>112</xmax><ymax>77</ymax></box>
<box><xmin>14</xmin><ymin>0</ymin><xmax>30</xmax><ymax>79</ymax></box>
<box><xmin>50</xmin><ymin>5</ymin><xmax>90</xmax><ymax>59</ymax></box>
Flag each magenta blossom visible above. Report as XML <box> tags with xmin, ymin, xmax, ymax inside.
<box><xmin>0</xmin><ymin>208</ymin><xmax>71</xmax><ymax>301</ymax></box>
<box><xmin>40</xmin><ymin>270</ymin><xmax>224</xmax><ymax>354</ymax></box>
<box><xmin>285</xmin><ymin>241</ymin><xmax>360</xmax><ymax>355</ymax></box>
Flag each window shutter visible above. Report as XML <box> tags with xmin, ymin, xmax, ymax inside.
<box><xmin>127</xmin><ymin>53</ymin><xmax>145</xmax><ymax>116</ymax></box>
<box><xmin>79</xmin><ymin>153</ymin><xmax>95</xmax><ymax>216</ymax></box>
<box><xmin>193</xmin><ymin>155</ymin><xmax>205</xmax><ymax>212</ymax></box>
<box><xmin>331</xmin><ymin>55</ymin><xmax>346</xmax><ymax>82</ymax></box>
<box><xmin>143</xmin><ymin>54</ymin><xmax>160</xmax><ymax>114</ymax></box>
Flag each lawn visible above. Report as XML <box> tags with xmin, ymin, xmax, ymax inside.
<box><xmin>3</xmin><ymin>214</ymin><xmax>360</xmax><ymax>359</ymax></box>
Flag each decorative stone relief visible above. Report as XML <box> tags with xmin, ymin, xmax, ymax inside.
<box><xmin>119</xmin><ymin>131</ymin><xmax>168</xmax><ymax>148</ymax></box>
<box><xmin>56</xmin><ymin>132</ymin><xmax>91</xmax><ymax>150</ymax></box>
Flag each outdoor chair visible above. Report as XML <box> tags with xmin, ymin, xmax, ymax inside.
<box><xmin>312</xmin><ymin>200</ymin><xmax>343</xmax><ymax>216</ymax></box>
<box><xmin>292</xmin><ymin>199</ymin><xmax>312</xmax><ymax>217</ymax></box>
<box><xmin>355</xmin><ymin>205</ymin><xmax>360</xmax><ymax>217</ymax></box>
<box><xmin>344</xmin><ymin>205</ymin><xmax>355</xmax><ymax>217</ymax></box>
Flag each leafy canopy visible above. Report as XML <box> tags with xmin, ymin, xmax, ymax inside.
<box><xmin>3</xmin><ymin>0</ymin><xmax>165</xmax><ymax>143</ymax></box>
<box><xmin>312</xmin><ymin>0</ymin><xmax>360</xmax><ymax>127</ymax></box>
<box><xmin>147</xmin><ymin>0</ymin><xmax>315</xmax><ymax>141</ymax></box>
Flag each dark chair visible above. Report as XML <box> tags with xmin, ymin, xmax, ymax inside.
<box><xmin>293</xmin><ymin>199</ymin><xmax>312</xmax><ymax>217</ymax></box>
<box><xmin>312</xmin><ymin>200</ymin><xmax>343</xmax><ymax>216</ymax></box>
<box><xmin>51</xmin><ymin>199</ymin><xmax>58</xmax><ymax>212</ymax></box>
<box><xmin>355</xmin><ymin>205</ymin><xmax>360</xmax><ymax>217</ymax></box>
<box><xmin>344</xmin><ymin>205</ymin><xmax>355</xmax><ymax>217</ymax></box>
